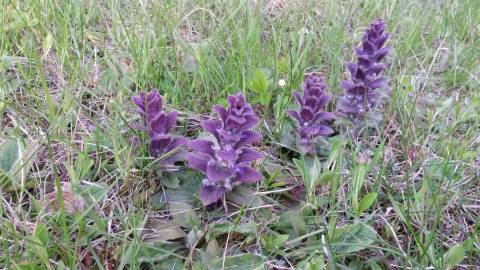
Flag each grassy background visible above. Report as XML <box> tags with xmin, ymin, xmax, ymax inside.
<box><xmin>1</xmin><ymin>0</ymin><xmax>479</xmax><ymax>269</ymax></box>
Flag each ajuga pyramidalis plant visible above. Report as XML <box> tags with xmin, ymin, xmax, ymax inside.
<box><xmin>187</xmin><ymin>93</ymin><xmax>263</xmax><ymax>205</ymax></box>
<box><xmin>133</xmin><ymin>90</ymin><xmax>188</xmax><ymax>164</ymax></box>
<box><xmin>338</xmin><ymin>20</ymin><xmax>390</xmax><ymax>126</ymax></box>
<box><xmin>287</xmin><ymin>75</ymin><xmax>335</xmax><ymax>154</ymax></box>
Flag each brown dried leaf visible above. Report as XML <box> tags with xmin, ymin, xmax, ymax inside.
<box><xmin>44</xmin><ymin>182</ymin><xmax>85</xmax><ymax>214</ymax></box>
<box><xmin>141</xmin><ymin>219</ymin><xmax>187</xmax><ymax>243</ymax></box>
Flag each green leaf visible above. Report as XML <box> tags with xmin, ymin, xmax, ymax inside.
<box><xmin>261</xmin><ymin>234</ymin><xmax>289</xmax><ymax>251</ymax></box>
<box><xmin>351</xmin><ymin>162</ymin><xmax>368</xmax><ymax>216</ymax></box>
<box><xmin>299</xmin><ymin>256</ymin><xmax>325</xmax><ymax>270</ymax></box>
<box><xmin>225</xmin><ymin>185</ymin><xmax>264</xmax><ymax>207</ymax></box>
<box><xmin>209</xmin><ymin>253</ymin><xmax>266</xmax><ymax>270</ymax></box>
<box><xmin>250</xmin><ymin>69</ymin><xmax>269</xmax><ymax>92</ymax></box>
<box><xmin>0</xmin><ymin>137</ymin><xmax>37</xmax><ymax>189</ymax></box>
<box><xmin>34</xmin><ymin>223</ymin><xmax>49</xmax><ymax>246</ymax></box>
<box><xmin>165</xmin><ymin>185</ymin><xmax>196</xmax><ymax>205</ymax></box>
<box><xmin>444</xmin><ymin>245</ymin><xmax>465</xmax><ymax>269</ymax></box>
<box><xmin>434</xmin><ymin>96</ymin><xmax>454</xmax><ymax>119</ymax></box>
<box><xmin>357</xmin><ymin>192</ymin><xmax>378</xmax><ymax>215</ymax></box>
<box><xmin>289</xmin><ymin>211</ymin><xmax>307</xmax><ymax>237</ymax></box>
<box><xmin>154</xmin><ymin>256</ymin><xmax>185</xmax><ymax>270</ymax></box>
<box><xmin>135</xmin><ymin>242</ymin><xmax>183</xmax><ymax>264</ymax></box>
<box><xmin>206</xmin><ymin>239</ymin><xmax>220</xmax><ymax>260</ymax></box>
<box><xmin>388</xmin><ymin>195</ymin><xmax>407</xmax><ymax>223</ymax></box>
<box><xmin>88</xmin><ymin>127</ymin><xmax>114</xmax><ymax>152</ymax></box>
<box><xmin>13</xmin><ymin>263</ymin><xmax>45</xmax><ymax>270</ymax></box>
<box><xmin>463</xmin><ymin>238</ymin><xmax>474</xmax><ymax>251</ymax></box>
<box><xmin>141</xmin><ymin>219</ymin><xmax>187</xmax><ymax>243</ymax></box>
<box><xmin>169</xmin><ymin>201</ymin><xmax>198</xmax><ymax>227</ymax></box>
<box><xmin>149</xmin><ymin>191</ymin><xmax>166</xmax><ymax>210</ymax></box>
<box><xmin>160</xmin><ymin>173</ymin><xmax>180</xmax><ymax>188</ymax></box>
<box><xmin>28</xmin><ymin>235</ymin><xmax>50</xmax><ymax>268</ymax></box>
<box><xmin>317</xmin><ymin>170</ymin><xmax>334</xmax><ymax>186</ymax></box>
<box><xmin>331</xmin><ymin>222</ymin><xmax>377</xmax><ymax>254</ymax></box>
<box><xmin>208</xmin><ymin>220</ymin><xmax>256</xmax><ymax>239</ymax></box>
<box><xmin>82</xmin><ymin>181</ymin><xmax>109</xmax><ymax>203</ymax></box>
<box><xmin>0</xmin><ymin>138</ymin><xmax>19</xmax><ymax>173</ymax></box>
<box><xmin>249</xmin><ymin>68</ymin><xmax>272</xmax><ymax>106</ymax></box>
<box><xmin>42</xmin><ymin>32</ymin><xmax>54</xmax><ymax>57</ymax></box>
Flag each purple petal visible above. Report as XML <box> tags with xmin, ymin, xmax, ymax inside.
<box><xmin>317</xmin><ymin>125</ymin><xmax>335</xmax><ymax>136</ymax></box>
<box><xmin>299</xmin><ymin>126</ymin><xmax>319</xmax><ymax>138</ymax></box>
<box><xmin>237</xmin><ymin>148</ymin><xmax>263</xmax><ymax>163</ymax></box>
<box><xmin>234</xmin><ymin>166</ymin><xmax>263</xmax><ymax>184</ymax></box>
<box><xmin>355</xmin><ymin>46</ymin><xmax>364</xmax><ymax>56</ymax></box>
<box><xmin>304</xmin><ymin>96</ymin><xmax>320</xmax><ymax>108</ymax></box>
<box><xmin>354</xmin><ymin>67</ymin><xmax>366</xmax><ymax>81</ymax></box>
<box><xmin>347</xmin><ymin>62</ymin><xmax>357</xmax><ymax>75</ymax></box>
<box><xmin>314</xmin><ymin>112</ymin><xmax>335</xmax><ymax>122</ymax></box>
<box><xmin>165</xmin><ymin>136</ymin><xmax>188</xmax><ymax>151</ymax></box>
<box><xmin>315</xmin><ymin>95</ymin><xmax>331</xmax><ymax>109</ymax></box>
<box><xmin>286</xmin><ymin>110</ymin><xmax>301</xmax><ymax>123</ymax></box>
<box><xmin>227</xmin><ymin>95</ymin><xmax>236</xmax><ymax>107</ymax></box>
<box><xmin>216</xmin><ymin>149</ymin><xmax>239</xmax><ymax>161</ymax></box>
<box><xmin>146</xmin><ymin>92</ymin><xmax>162</xmax><ymax>119</ymax></box>
<box><xmin>337</xmin><ymin>98</ymin><xmax>360</xmax><ymax>114</ymax></box>
<box><xmin>161</xmin><ymin>137</ymin><xmax>188</xmax><ymax>164</ymax></box>
<box><xmin>150</xmin><ymin>135</ymin><xmax>173</xmax><ymax>157</ymax></box>
<box><xmin>341</xmin><ymin>80</ymin><xmax>355</xmax><ymax>91</ymax></box>
<box><xmin>342</xmin><ymin>80</ymin><xmax>368</xmax><ymax>95</ymax></box>
<box><xmin>236</xmin><ymin>130</ymin><xmax>262</xmax><ymax>148</ymax></box>
<box><xmin>163</xmin><ymin>111</ymin><xmax>178</xmax><ymax>134</ymax></box>
<box><xmin>300</xmin><ymin>125</ymin><xmax>334</xmax><ymax>138</ymax></box>
<box><xmin>374</xmin><ymin>47</ymin><xmax>390</xmax><ymax>62</ymax></box>
<box><xmin>300</xmin><ymin>107</ymin><xmax>314</xmax><ymax>121</ymax></box>
<box><xmin>133</xmin><ymin>95</ymin><xmax>145</xmax><ymax>111</ymax></box>
<box><xmin>225</xmin><ymin>115</ymin><xmax>247</xmax><ymax>131</ymax></box>
<box><xmin>188</xmin><ymin>139</ymin><xmax>215</xmax><ymax>157</ymax></box>
<box><xmin>365</xmin><ymin>63</ymin><xmax>387</xmax><ymax>76</ymax></box>
<box><xmin>187</xmin><ymin>153</ymin><xmax>210</xmax><ymax>173</ymax></box>
<box><xmin>150</xmin><ymin>112</ymin><xmax>177</xmax><ymax>135</ymax></box>
<box><xmin>207</xmin><ymin>162</ymin><xmax>233</xmax><ymax>181</ymax></box>
<box><xmin>201</xmin><ymin>119</ymin><xmax>221</xmax><ymax>139</ymax></box>
<box><xmin>149</xmin><ymin>113</ymin><xmax>165</xmax><ymax>134</ymax></box>
<box><xmin>150</xmin><ymin>135</ymin><xmax>186</xmax><ymax>159</ymax></box>
<box><xmin>199</xmin><ymin>185</ymin><xmax>225</xmax><ymax>205</ymax></box>
<box><xmin>367</xmin><ymin>77</ymin><xmax>387</xmax><ymax>90</ymax></box>
<box><xmin>357</xmin><ymin>55</ymin><xmax>371</xmax><ymax>67</ymax></box>
<box><xmin>363</xmin><ymin>40</ymin><xmax>374</xmax><ymax>54</ymax></box>
<box><xmin>240</xmin><ymin>115</ymin><xmax>259</xmax><ymax>131</ymax></box>
<box><xmin>213</xmin><ymin>105</ymin><xmax>228</xmax><ymax>123</ymax></box>
<box><xmin>374</xmin><ymin>33</ymin><xmax>389</xmax><ymax>48</ymax></box>
<box><xmin>133</xmin><ymin>109</ymin><xmax>145</xmax><ymax>119</ymax></box>
<box><xmin>218</xmin><ymin>130</ymin><xmax>242</xmax><ymax>143</ymax></box>
<box><xmin>293</xmin><ymin>91</ymin><xmax>303</xmax><ymax>106</ymax></box>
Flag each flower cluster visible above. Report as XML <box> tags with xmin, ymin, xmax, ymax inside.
<box><xmin>132</xmin><ymin>19</ymin><xmax>391</xmax><ymax>208</ymax></box>
<box><xmin>133</xmin><ymin>90</ymin><xmax>187</xmax><ymax>164</ymax></box>
<box><xmin>338</xmin><ymin>19</ymin><xmax>390</xmax><ymax>122</ymax></box>
<box><xmin>287</xmin><ymin>75</ymin><xmax>335</xmax><ymax>154</ymax></box>
<box><xmin>187</xmin><ymin>93</ymin><xmax>263</xmax><ymax>205</ymax></box>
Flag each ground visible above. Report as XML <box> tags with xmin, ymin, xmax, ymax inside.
<box><xmin>0</xmin><ymin>0</ymin><xmax>479</xmax><ymax>269</ymax></box>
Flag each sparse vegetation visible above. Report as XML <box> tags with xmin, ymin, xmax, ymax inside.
<box><xmin>1</xmin><ymin>0</ymin><xmax>479</xmax><ymax>269</ymax></box>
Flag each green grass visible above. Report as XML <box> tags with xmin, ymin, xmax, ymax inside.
<box><xmin>1</xmin><ymin>0</ymin><xmax>479</xmax><ymax>269</ymax></box>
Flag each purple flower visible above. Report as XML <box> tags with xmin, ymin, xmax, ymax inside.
<box><xmin>338</xmin><ymin>20</ymin><xmax>390</xmax><ymax>121</ymax></box>
<box><xmin>187</xmin><ymin>93</ymin><xmax>263</xmax><ymax>205</ymax></box>
<box><xmin>133</xmin><ymin>90</ymin><xmax>187</xmax><ymax>164</ymax></box>
<box><xmin>287</xmin><ymin>75</ymin><xmax>335</xmax><ymax>154</ymax></box>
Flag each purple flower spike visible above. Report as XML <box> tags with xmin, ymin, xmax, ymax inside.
<box><xmin>187</xmin><ymin>93</ymin><xmax>263</xmax><ymax>205</ymax></box>
<box><xmin>287</xmin><ymin>75</ymin><xmax>335</xmax><ymax>154</ymax></box>
<box><xmin>133</xmin><ymin>90</ymin><xmax>187</xmax><ymax>164</ymax></box>
<box><xmin>338</xmin><ymin>19</ymin><xmax>390</xmax><ymax>122</ymax></box>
